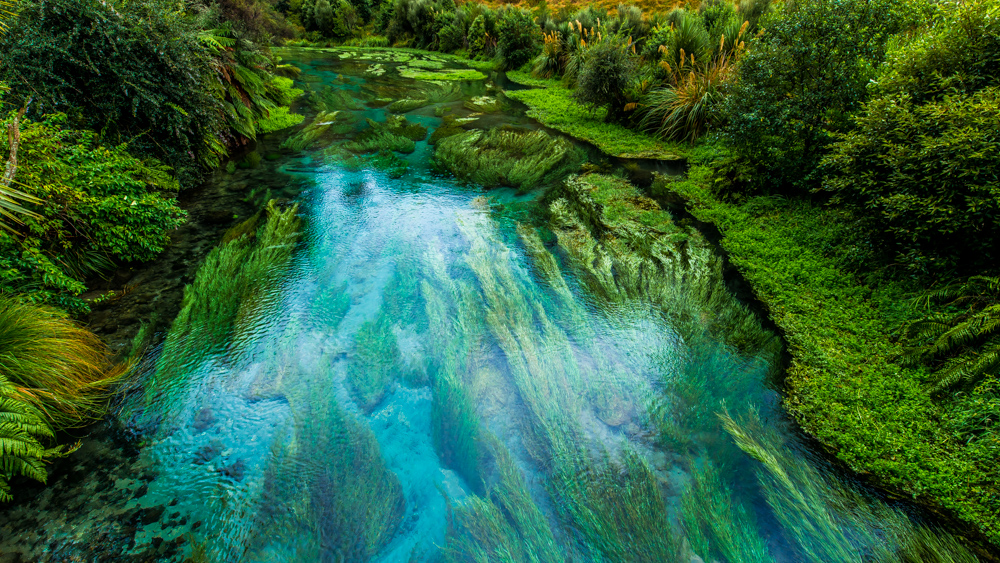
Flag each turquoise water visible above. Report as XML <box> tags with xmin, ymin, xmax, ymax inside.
<box><xmin>0</xmin><ymin>48</ymin><xmax>974</xmax><ymax>562</ymax></box>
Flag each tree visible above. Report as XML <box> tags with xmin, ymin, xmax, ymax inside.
<box><xmin>573</xmin><ymin>40</ymin><xmax>637</xmax><ymax>123</ymax></box>
<box><xmin>721</xmin><ymin>0</ymin><xmax>907</xmax><ymax>193</ymax></box>
<box><xmin>497</xmin><ymin>8</ymin><xmax>541</xmax><ymax>71</ymax></box>
<box><xmin>823</xmin><ymin>0</ymin><xmax>1000</xmax><ymax>275</ymax></box>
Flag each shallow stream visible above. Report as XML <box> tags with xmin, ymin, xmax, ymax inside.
<box><xmin>0</xmin><ymin>48</ymin><xmax>973</xmax><ymax>563</ymax></box>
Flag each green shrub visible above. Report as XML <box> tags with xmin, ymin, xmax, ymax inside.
<box><xmin>467</xmin><ymin>13</ymin><xmax>498</xmax><ymax>59</ymax></box>
<box><xmin>0</xmin><ymin>113</ymin><xmax>186</xmax><ymax>309</ymax></box>
<box><xmin>823</xmin><ymin>0</ymin><xmax>1000</xmax><ymax>275</ymax></box>
<box><xmin>721</xmin><ymin>0</ymin><xmax>906</xmax><ymax>193</ymax></box>
<box><xmin>0</xmin><ymin>0</ymin><xmax>225</xmax><ymax>184</ymax></box>
<box><xmin>496</xmin><ymin>8</ymin><xmax>541</xmax><ymax>71</ymax></box>
<box><xmin>572</xmin><ymin>40</ymin><xmax>638</xmax><ymax>122</ymax></box>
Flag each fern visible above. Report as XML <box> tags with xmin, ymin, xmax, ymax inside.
<box><xmin>0</xmin><ymin>373</ymin><xmax>56</xmax><ymax>502</ymax></box>
<box><xmin>904</xmin><ymin>276</ymin><xmax>1000</xmax><ymax>391</ymax></box>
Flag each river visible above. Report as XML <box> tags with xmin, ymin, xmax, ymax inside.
<box><xmin>0</xmin><ymin>47</ymin><xmax>974</xmax><ymax>563</ymax></box>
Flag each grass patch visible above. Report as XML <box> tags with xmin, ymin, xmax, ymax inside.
<box><xmin>505</xmin><ymin>71</ymin><xmax>691</xmax><ymax>161</ymax></box>
<box><xmin>433</xmin><ymin>127</ymin><xmax>584</xmax><ymax>192</ymax></box>
<box><xmin>664</xmin><ymin>165</ymin><xmax>1000</xmax><ymax>547</ymax></box>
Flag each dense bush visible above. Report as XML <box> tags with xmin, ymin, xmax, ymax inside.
<box><xmin>383</xmin><ymin>0</ymin><xmax>457</xmax><ymax>49</ymax></box>
<box><xmin>721</xmin><ymin>0</ymin><xmax>906</xmax><ymax>193</ymax></box>
<box><xmin>573</xmin><ymin>40</ymin><xmax>638</xmax><ymax>122</ymax></box>
<box><xmin>823</xmin><ymin>0</ymin><xmax>1000</xmax><ymax>275</ymax></box>
<box><xmin>0</xmin><ymin>113</ymin><xmax>185</xmax><ymax>309</ymax></box>
<box><xmin>496</xmin><ymin>8</ymin><xmax>541</xmax><ymax>71</ymax></box>
<box><xmin>0</xmin><ymin>0</ymin><xmax>225</xmax><ymax>184</ymax></box>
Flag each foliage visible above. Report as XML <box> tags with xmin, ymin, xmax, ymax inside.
<box><xmin>0</xmin><ymin>113</ymin><xmax>186</xmax><ymax>309</ymax></box>
<box><xmin>823</xmin><ymin>0</ymin><xmax>1000</xmax><ymax>275</ymax></box>
<box><xmin>0</xmin><ymin>371</ymin><xmax>58</xmax><ymax>502</ymax></box>
<box><xmin>0</xmin><ymin>0</ymin><xmax>226</xmax><ymax>184</ymax></box>
<box><xmin>641</xmin><ymin>48</ymin><xmax>735</xmax><ymax>143</ymax></box>
<box><xmin>467</xmin><ymin>13</ymin><xmax>498</xmax><ymax>59</ymax></box>
<box><xmin>572</xmin><ymin>39</ymin><xmax>637</xmax><ymax>122</ymax></box>
<box><xmin>432</xmin><ymin>127</ymin><xmax>584</xmax><ymax>192</ymax></box>
<box><xmin>0</xmin><ymin>295</ymin><xmax>129</xmax><ymax>430</ymax></box>
<box><xmin>297</xmin><ymin>0</ymin><xmax>359</xmax><ymax>37</ymax></box>
<box><xmin>383</xmin><ymin>0</ymin><xmax>457</xmax><ymax>49</ymax></box>
<box><xmin>721</xmin><ymin>0</ymin><xmax>907</xmax><ymax>193</ymax></box>
<box><xmin>904</xmin><ymin>276</ymin><xmax>1000</xmax><ymax>393</ymax></box>
<box><xmin>496</xmin><ymin>8</ymin><xmax>541</xmax><ymax>71</ymax></box>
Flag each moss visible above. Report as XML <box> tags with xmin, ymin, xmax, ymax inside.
<box><xmin>666</xmin><ymin>165</ymin><xmax>1000</xmax><ymax>546</ymax></box>
<box><xmin>505</xmin><ymin>71</ymin><xmax>691</xmax><ymax>161</ymax></box>
<box><xmin>433</xmin><ymin>127</ymin><xmax>584</xmax><ymax>192</ymax></box>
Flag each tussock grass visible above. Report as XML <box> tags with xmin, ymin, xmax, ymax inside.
<box><xmin>433</xmin><ymin>128</ymin><xmax>584</xmax><ymax>192</ymax></box>
<box><xmin>0</xmin><ymin>296</ymin><xmax>129</xmax><ymax>429</ymax></box>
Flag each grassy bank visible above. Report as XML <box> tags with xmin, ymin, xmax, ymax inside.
<box><xmin>658</xmin><ymin>162</ymin><xmax>1000</xmax><ymax>547</ymax></box>
<box><xmin>505</xmin><ymin>71</ymin><xmax>691</xmax><ymax>161</ymax></box>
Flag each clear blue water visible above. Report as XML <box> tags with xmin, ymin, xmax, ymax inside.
<box><xmin>0</xmin><ymin>48</ymin><xmax>969</xmax><ymax>563</ymax></box>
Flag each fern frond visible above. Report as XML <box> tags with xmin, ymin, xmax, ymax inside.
<box><xmin>931</xmin><ymin>343</ymin><xmax>1000</xmax><ymax>392</ymax></box>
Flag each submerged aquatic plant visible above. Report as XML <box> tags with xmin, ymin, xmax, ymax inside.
<box><xmin>343</xmin><ymin>116</ymin><xmax>426</xmax><ymax>154</ymax></box>
<box><xmin>682</xmin><ymin>462</ymin><xmax>772</xmax><ymax>563</ymax></box>
<box><xmin>347</xmin><ymin>314</ymin><xmax>401</xmax><ymax>412</ymax></box>
<box><xmin>152</xmin><ymin>201</ymin><xmax>301</xmax><ymax>402</ymax></box>
<box><xmin>0</xmin><ymin>296</ymin><xmax>129</xmax><ymax>429</ymax></box>
<box><xmin>720</xmin><ymin>409</ymin><xmax>978</xmax><ymax>563</ymax></box>
<box><xmin>433</xmin><ymin>128</ymin><xmax>584</xmax><ymax>192</ymax></box>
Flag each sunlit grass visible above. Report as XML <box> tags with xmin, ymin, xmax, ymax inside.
<box><xmin>0</xmin><ymin>296</ymin><xmax>130</xmax><ymax>429</ymax></box>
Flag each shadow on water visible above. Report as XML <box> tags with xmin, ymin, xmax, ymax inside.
<box><xmin>0</xmin><ymin>47</ymin><xmax>987</xmax><ymax>563</ymax></box>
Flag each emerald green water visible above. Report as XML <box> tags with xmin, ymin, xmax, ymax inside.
<box><xmin>0</xmin><ymin>48</ymin><xmax>975</xmax><ymax>562</ymax></box>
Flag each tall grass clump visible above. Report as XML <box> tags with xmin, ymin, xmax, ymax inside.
<box><xmin>152</xmin><ymin>201</ymin><xmax>300</xmax><ymax>398</ymax></box>
<box><xmin>433</xmin><ymin>128</ymin><xmax>584</xmax><ymax>192</ymax></box>
<box><xmin>0</xmin><ymin>296</ymin><xmax>129</xmax><ymax>429</ymax></box>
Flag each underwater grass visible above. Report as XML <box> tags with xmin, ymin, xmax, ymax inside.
<box><xmin>346</xmin><ymin>313</ymin><xmax>401</xmax><ymax>413</ymax></box>
<box><xmin>257</xmin><ymin>106</ymin><xmax>305</xmax><ymax>134</ymax></box>
<box><xmin>443</xmin><ymin>439</ymin><xmax>563</xmax><ymax>563</ymax></box>
<box><xmin>151</xmin><ymin>201</ymin><xmax>300</xmax><ymax>403</ymax></box>
<box><xmin>343</xmin><ymin>116</ymin><xmax>425</xmax><ymax>154</ymax></box>
<box><xmin>281</xmin><ymin>110</ymin><xmax>355</xmax><ymax>151</ymax></box>
<box><xmin>0</xmin><ymin>296</ymin><xmax>130</xmax><ymax>429</ymax></box>
<box><xmin>720</xmin><ymin>409</ymin><xmax>978</xmax><ymax>563</ymax></box>
<box><xmin>682</xmin><ymin>462</ymin><xmax>773</xmax><ymax>563</ymax></box>
<box><xmin>433</xmin><ymin>128</ymin><xmax>584</xmax><ymax>192</ymax></box>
